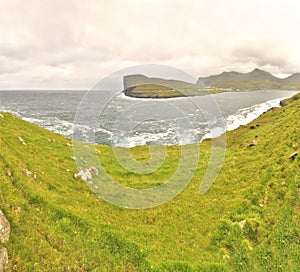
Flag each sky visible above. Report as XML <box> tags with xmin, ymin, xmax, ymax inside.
<box><xmin>0</xmin><ymin>0</ymin><xmax>299</xmax><ymax>89</ymax></box>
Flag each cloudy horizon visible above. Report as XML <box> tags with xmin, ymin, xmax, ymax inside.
<box><xmin>0</xmin><ymin>0</ymin><xmax>299</xmax><ymax>90</ymax></box>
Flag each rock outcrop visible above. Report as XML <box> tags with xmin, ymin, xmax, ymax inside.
<box><xmin>238</xmin><ymin>219</ymin><xmax>247</xmax><ymax>229</ymax></box>
<box><xmin>0</xmin><ymin>210</ymin><xmax>10</xmax><ymax>271</ymax></box>
<box><xmin>290</xmin><ymin>151</ymin><xmax>298</xmax><ymax>161</ymax></box>
<box><xmin>0</xmin><ymin>210</ymin><xmax>10</xmax><ymax>244</ymax></box>
<box><xmin>74</xmin><ymin>166</ymin><xmax>98</xmax><ymax>182</ymax></box>
<box><xmin>0</xmin><ymin>248</ymin><xmax>8</xmax><ymax>272</ymax></box>
<box><xmin>21</xmin><ymin>168</ymin><xmax>37</xmax><ymax>179</ymax></box>
<box><xmin>249</xmin><ymin>140</ymin><xmax>258</xmax><ymax>147</ymax></box>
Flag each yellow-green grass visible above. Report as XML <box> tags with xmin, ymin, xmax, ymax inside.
<box><xmin>127</xmin><ymin>88</ymin><xmax>224</xmax><ymax>98</ymax></box>
<box><xmin>0</xmin><ymin>93</ymin><xmax>299</xmax><ymax>271</ymax></box>
<box><xmin>124</xmin><ymin>84</ymin><xmax>210</xmax><ymax>98</ymax></box>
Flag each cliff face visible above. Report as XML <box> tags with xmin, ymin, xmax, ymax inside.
<box><xmin>123</xmin><ymin>75</ymin><xmax>148</xmax><ymax>90</ymax></box>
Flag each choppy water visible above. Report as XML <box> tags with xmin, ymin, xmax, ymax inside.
<box><xmin>0</xmin><ymin>90</ymin><xmax>297</xmax><ymax>147</ymax></box>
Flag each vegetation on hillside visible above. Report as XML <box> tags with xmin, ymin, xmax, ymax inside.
<box><xmin>124</xmin><ymin>84</ymin><xmax>209</xmax><ymax>98</ymax></box>
<box><xmin>0</xmin><ymin>93</ymin><xmax>299</xmax><ymax>271</ymax></box>
<box><xmin>199</xmin><ymin>68</ymin><xmax>300</xmax><ymax>90</ymax></box>
<box><xmin>123</xmin><ymin>70</ymin><xmax>300</xmax><ymax>99</ymax></box>
<box><xmin>123</xmin><ymin>75</ymin><xmax>209</xmax><ymax>98</ymax></box>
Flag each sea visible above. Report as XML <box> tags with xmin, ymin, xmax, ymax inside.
<box><xmin>0</xmin><ymin>90</ymin><xmax>297</xmax><ymax>148</ymax></box>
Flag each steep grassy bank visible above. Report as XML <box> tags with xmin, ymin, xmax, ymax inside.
<box><xmin>0</xmin><ymin>94</ymin><xmax>299</xmax><ymax>271</ymax></box>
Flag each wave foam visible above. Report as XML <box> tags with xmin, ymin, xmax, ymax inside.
<box><xmin>1</xmin><ymin>91</ymin><xmax>297</xmax><ymax>147</ymax></box>
<box><xmin>225</xmin><ymin>98</ymin><xmax>281</xmax><ymax>131</ymax></box>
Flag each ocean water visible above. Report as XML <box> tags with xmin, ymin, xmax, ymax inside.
<box><xmin>0</xmin><ymin>90</ymin><xmax>297</xmax><ymax>147</ymax></box>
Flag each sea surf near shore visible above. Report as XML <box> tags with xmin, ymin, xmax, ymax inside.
<box><xmin>0</xmin><ymin>90</ymin><xmax>298</xmax><ymax>147</ymax></box>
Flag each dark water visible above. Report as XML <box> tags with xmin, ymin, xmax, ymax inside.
<box><xmin>0</xmin><ymin>90</ymin><xmax>297</xmax><ymax>147</ymax></box>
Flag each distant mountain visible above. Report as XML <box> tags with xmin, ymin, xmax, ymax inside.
<box><xmin>198</xmin><ymin>68</ymin><xmax>300</xmax><ymax>90</ymax></box>
<box><xmin>198</xmin><ymin>68</ymin><xmax>278</xmax><ymax>85</ymax></box>
<box><xmin>123</xmin><ymin>69</ymin><xmax>300</xmax><ymax>99</ymax></box>
<box><xmin>280</xmin><ymin>73</ymin><xmax>300</xmax><ymax>90</ymax></box>
<box><xmin>282</xmin><ymin>73</ymin><xmax>300</xmax><ymax>83</ymax></box>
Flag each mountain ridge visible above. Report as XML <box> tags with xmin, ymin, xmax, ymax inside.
<box><xmin>123</xmin><ymin>68</ymin><xmax>300</xmax><ymax>99</ymax></box>
<box><xmin>198</xmin><ymin>68</ymin><xmax>300</xmax><ymax>90</ymax></box>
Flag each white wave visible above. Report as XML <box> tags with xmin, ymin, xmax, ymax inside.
<box><xmin>112</xmin><ymin>130</ymin><xmax>172</xmax><ymax>148</ymax></box>
<box><xmin>2</xmin><ymin>91</ymin><xmax>297</xmax><ymax>148</ymax></box>
<box><xmin>202</xmin><ymin>127</ymin><xmax>226</xmax><ymax>140</ymax></box>
<box><xmin>0</xmin><ymin>108</ymin><xmax>22</xmax><ymax>118</ymax></box>
<box><xmin>94</xmin><ymin>126</ymin><xmax>114</xmax><ymax>137</ymax></box>
<box><xmin>226</xmin><ymin>98</ymin><xmax>280</xmax><ymax>131</ymax></box>
<box><xmin>12</xmin><ymin>114</ymin><xmax>91</xmax><ymax>140</ymax></box>
<box><xmin>111</xmin><ymin>126</ymin><xmax>205</xmax><ymax>148</ymax></box>
<box><xmin>225</xmin><ymin>92</ymin><xmax>298</xmax><ymax>131</ymax></box>
<box><xmin>21</xmin><ymin>116</ymin><xmax>74</xmax><ymax>137</ymax></box>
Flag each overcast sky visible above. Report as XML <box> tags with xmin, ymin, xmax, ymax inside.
<box><xmin>0</xmin><ymin>0</ymin><xmax>299</xmax><ymax>89</ymax></box>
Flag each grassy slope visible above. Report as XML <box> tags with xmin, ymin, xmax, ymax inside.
<box><xmin>0</xmin><ymin>94</ymin><xmax>299</xmax><ymax>271</ymax></box>
<box><xmin>124</xmin><ymin>85</ymin><xmax>209</xmax><ymax>98</ymax></box>
<box><xmin>123</xmin><ymin>75</ymin><xmax>220</xmax><ymax>98</ymax></box>
<box><xmin>124</xmin><ymin>85</ymin><xmax>223</xmax><ymax>98</ymax></box>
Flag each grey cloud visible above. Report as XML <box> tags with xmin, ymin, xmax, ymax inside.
<box><xmin>230</xmin><ymin>43</ymin><xmax>300</xmax><ymax>76</ymax></box>
<box><xmin>0</xmin><ymin>0</ymin><xmax>300</xmax><ymax>89</ymax></box>
<box><xmin>232</xmin><ymin>45</ymin><xmax>289</xmax><ymax>69</ymax></box>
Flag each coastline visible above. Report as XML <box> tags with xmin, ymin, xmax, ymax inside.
<box><xmin>122</xmin><ymin>88</ymin><xmax>299</xmax><ymax>99</ymax></box>
<box><xmin>1</xmin><ymin>92</ymin><xmax>300</xmax><ymax>270</ymax></box>
<box><xmin>1</xmin><ymin>91</ymin><xmax>298</xmax><ymax>149</ymax></box>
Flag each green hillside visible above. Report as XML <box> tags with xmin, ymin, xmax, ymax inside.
<box><xmin>123</xmin><ymin>75</ymin><xmax>209</xmax><ymax>98</ymax></box>
<box><xmin>123</xmin><ymin>70</ymin><xmax>300</xmax><ymax>99</ymax></box>
<box><xmin>198</xmin><ymin>68</ymin><xmax>300</xmax><ymax>90</ymax></box>
<box><xmin>0</xmin><ymin>93</ymin><xmax>300</xmax><ymax>271</ymax></box>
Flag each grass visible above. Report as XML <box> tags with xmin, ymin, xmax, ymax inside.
<box><xmin>126</xmin><ymin>88</ymin><xmax>224</xmax><ymax>98</ymax></box>
<box><xmin>0</xmin><ymin>93</ymin><xmax>299</xmax><ymax>271</ymax></box>
<box><xmin>123</xmin><ymin>84</ymin><xmax>215</xmax><ymax>98</ymax></box>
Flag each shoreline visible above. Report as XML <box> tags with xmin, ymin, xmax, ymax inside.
<box><xmin>0</xmin><ymin>91</ymin><xmax>298</xmax><ymax>149</ymax></box>
<box><xmin>122</xmin><ymin>88</ymin><xmax>299</xmax><ymax>99</ymax></box>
